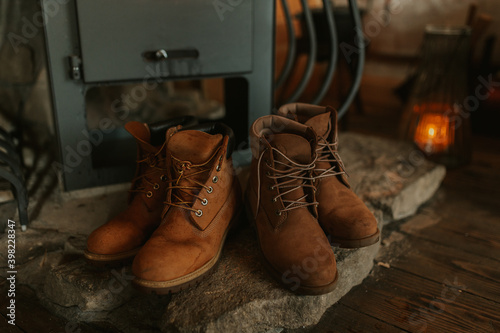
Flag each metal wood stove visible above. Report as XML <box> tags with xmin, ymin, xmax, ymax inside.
<box><xmin>42</xmin><ymin>0</ymin><xmax>275</xmax><ymax>191</ymax></box>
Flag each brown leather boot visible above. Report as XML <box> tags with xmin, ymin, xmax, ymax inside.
<box><xmin>84</xmin><ymin>117</ymin><xmax>196</xmax><ymax>265</ymax></box>
<box><xmin>246</xmin><ymin>115</ymin><xmax>338</xmax><ymax>295</ymax></box>
<box><xmin>277</xmin><ymin>103</ymin><xmax>380</xmax><ymax>248</ymax></box>
<box><xmin>132</xmin><ymin>123</ymin><xmax>242</xmax><ymax>294</ymax></box>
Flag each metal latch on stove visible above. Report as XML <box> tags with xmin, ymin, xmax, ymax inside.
<box><xmin>68</xmin><ymin>55</ymin><xmax>82</xmax><ymax>80</ymax></box>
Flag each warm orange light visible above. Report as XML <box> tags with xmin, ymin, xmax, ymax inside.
<box><xmin>413</xmin><ymin>104</ymin><xmax>455</xmax><ymax>153</ymax></box>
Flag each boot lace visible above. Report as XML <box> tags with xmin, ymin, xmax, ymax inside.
<box><xmin>129</xmin><ymin>147</ymin><xmax>169</xmax><ymax>198</ymax></box>
<box><xmin>314</xmin><ymin>135</ymin><xmax>348</xmax><ymax>180</ymax></box>
<box><xmin>256</xmin><ymin>147</ymin><xmax>318</xmax><ymax>217</ymax></box>
<box><xmin>165</xmin><ymin>147</ymin><xmax>222</xmax><ymax>216</ymax></box>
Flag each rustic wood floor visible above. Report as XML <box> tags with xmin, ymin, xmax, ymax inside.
<box><xmin>2</xmin><ymin>73</ymin><xmax>499</xmax><ymax>333</ymax></box>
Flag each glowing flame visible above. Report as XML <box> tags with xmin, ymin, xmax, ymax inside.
<box><xmin>428</xmin><ymin>126</ymin><xmax>436</xmax><ymax>138</ymax></box>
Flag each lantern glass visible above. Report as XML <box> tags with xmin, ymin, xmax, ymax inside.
<box><xmin>400</xmin><ymin>25</ymin><xmax>472</xmax><ymax>167</ymax></box>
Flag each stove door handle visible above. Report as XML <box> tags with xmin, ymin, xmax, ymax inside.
<box><xmin>142</xmin><ymin>48</ymin><xmax>199</xmax><ymax>62</ymax></box>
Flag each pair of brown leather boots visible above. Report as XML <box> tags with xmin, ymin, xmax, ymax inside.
<box><xmin>246</xmin><ymin>103</ymin><xmax>379</xmax><ymax>295</ymax></box>
<box><xmin>85</xmin><ymin>117</ymin><xmax>242</xmax><ymax>294</ymax></box>
<box><xmin>84</xmin><ymin>103</ymin><xmax>379</xmax><ymax>295</ymax></box>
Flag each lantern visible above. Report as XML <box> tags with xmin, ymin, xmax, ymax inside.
<box><xmin>400</xmin><ymin>25</ymin><xmax>472</xmax><ymax>167</ymax></box>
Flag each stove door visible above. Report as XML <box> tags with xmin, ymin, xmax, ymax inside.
<box><xmin>76</xmin><ymin>0</ymin><xmax>253</xmax><ymax>83</ymax></box>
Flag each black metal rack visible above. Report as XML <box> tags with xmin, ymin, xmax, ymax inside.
<box><xmin>0</xmin><ymin>127</ymin><xmax>28</xmax><ymax>230</ymax></box>
<box><xmin>277</xmin><ymin>0</ymin><xmax>365</xmax><ymax>118</ymax></box>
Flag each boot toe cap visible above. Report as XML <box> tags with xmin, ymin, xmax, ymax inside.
<box><xmin>87</xmin><ymin>221</ymin><xmax>144</xmax><ymax>255</ymax></box>
<box><xmin>321</xmin><ymin>206</ymin><xmax>379</xmax><ymax>242</ymax></box>
<box><xmin>132</xmin><ymin>237</ymin><xmax>207</xmax><ymax>282</ymax></box>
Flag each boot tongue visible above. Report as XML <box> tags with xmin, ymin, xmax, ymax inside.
<box><xmin>168</xmin><ymin>130</ymin><xmax>223</xmax><ymax>164</ymax></box>
<box><xmin>304</xmin><ymin>112</ymin><xmax>332</xmax><ymax>139</ymax></box>
<box><xmin>124</xmin><ymin>121</ymin><xmax>158</xmax><ymax>154</ymax></box>
<box><xmin>269</xmin><ymin>133</ymin><xmax>312</xmax><ymax>165</ymax></box>
<box><xmin>168</xmin><ymin>130</ymin><xmax>223</xmax><ymax>203</ymax></box>
<box><xmin>305</xmin><ymin>111</ymin><xmax>342</xmax><ymax>174</ymax></box>
<box><xmin>125</xmin><ymin>122</ymin><xmax>164</xmax><ymax>197</ymax></box>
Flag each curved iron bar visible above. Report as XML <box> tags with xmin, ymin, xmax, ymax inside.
<box><xmin>0</xmin><ymin>140</ymin><xmax>20</xmax><ymax>162</ymax></box>
<box><xmin>0</xmin><ymin>137</ymin><xmax>28</xmax><ymax>230</ymax></box>
<box><xmin>0</xmin><ymin>127</ymin><xmax>14</xmax><ymax>144</ymax></box>
<box><xmin>0</xmin><ymin>167</ymin><xmax>28</xmax><ymax>230</ymax></box>
<box><xmin>311</xmin><ymin>0</ymin><xmax>339</xmax><ymax>105</ymax></box>
<box><xmin>337</xmin><ymin>0</ymin><xmax>365</xmax><ymax>119</ymax></box>
<box><xmin>275</xmin><ymin>0</ymin><xmax>297</xmax><ymax>89</ymax></box>
<box><xmin>284</xmin><ymin>0</ymin><xmax>317</xmax><ymax>103</ymax></box>
<box><xmin>0</xmin><ymin>151</ymin><xmax>23</xmax><ymax>180</ymax></box>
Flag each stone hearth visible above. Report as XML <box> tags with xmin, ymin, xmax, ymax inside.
<box><xmin>0</xmin><ymin>132</ymin><xmax>446</xmax><ymax>332</ymax></box>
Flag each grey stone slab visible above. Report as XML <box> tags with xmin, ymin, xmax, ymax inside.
<box><xmin>43</xmin><ymin>259</ymin><xmax>136</xmax><ymax>312</ymax></box>
<box><xmin>16</xmin><ymin>251</ymin><xmax>66</xmax><ymax>289</ymax></box>
<box><xmin>339</xmin><ymin>132</ymin><xmax>446</xmax><ymax>221</ymax></box>
<box><xmin>36</xmin><ymin>209</ymin><xmax>381</xmax><ymax>333</ymax></box>
<box><xmin>38</xmin><ymin>286</ymin><xmax>169</xmax><ymax>333</ymax></box>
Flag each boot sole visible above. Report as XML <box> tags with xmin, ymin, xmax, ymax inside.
<box><xmin>83</xmin><ymin>248</ymin><xmax>140</xmax><ymax>267</ymax></box>
<box><xmin>132</xmin><ymin>208</ymin><xmax>242</xmax><ymax>295</ymax></box>
<box><xmin>244</xmin><ymin>199</ymin><xmax>339</xmax><ymax>296</ymax></box>
<box><xmin>329</xmin><ymin>229</ymin><xmax>381</xmax><ymax>249</ymax></box>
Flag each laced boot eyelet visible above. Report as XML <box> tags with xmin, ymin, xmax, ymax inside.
<box><xmin>266</xmin><ymin>171</ymin><xmax>271</xmax><ymax>176</ymax></box>
<box><xmin>207</xmin><ymin>186</ymin><xmax>213</xmax><ymax>194</ymax></box>
<box><xmin>153</xmin><ymin>183</ymin><xmax>160</xmax><ymax>190</ymax></box>
<box><xmin>160</xmin><ymin>175</ymin><xmax>168</xmax><ymax>182</ymax></box>
<box><xmin>146</xmin><ymin>191</ymin><xmax>153</xmax><ymax>198</ymax></box>
<box><xmin>268</xmin><ymin>185</ymin><xmax>274</xmax><ymax>190</ymax></box>
<box><xmin>212</xmin><ymin>176</ymin><xmax>219</xmax><ymax>183</ymax></box>
<box><xmin>275</xmin><ymin>210</ymin><xmax>282</xmax><ymax>216</ymax></box>
<box><xmin>195</xmin><ymin>209</ymin><xmax>203</xmax><ymax>217</ymax></box>
<box><xmin>201</xmin><ymin>198</ymin><xmax>208</xmax><ymax>206</ymax></box>
<box><xmin>272</xmin><ymin>197</ymin><xmax>277</xmax><ymax>203</ymax></box>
